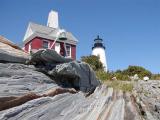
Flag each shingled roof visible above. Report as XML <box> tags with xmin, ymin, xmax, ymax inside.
<box><xmin>23</xmin><ymin>22</ymin><xmax>78</xmax><ymax>45</ymax></box>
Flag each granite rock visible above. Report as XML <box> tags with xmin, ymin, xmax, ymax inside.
<box><xmin>0</xmin><ymin>36</ymin><xmax>29</xmax><ymax>63</ymax></box>
<box><xmin>0</xmin><ymin>63</ymin><xmax>58</xmax><ymax>98</ymax></box>
<box><xmin>0</xmin><ymin>85</ymin><xmax>141</xmax><ymax>120</ymax></box>
<box><xmin>133</xmin><ymin>80</ymin><xmax>160</xmax><ymax>120</ymax></box>
<box><xmin>48</xmin><ymin>61</ymin><xmax>101</xmax><ymax>92</ymax></box>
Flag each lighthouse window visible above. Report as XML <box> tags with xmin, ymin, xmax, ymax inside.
<box><xmin>42</xmin><ymin>41</ymin><xmax>49</xmax><ymax>49</ymax></box>
<box><xmin>66</xmin><ymin>45</ymin><xmax>71</xmax><ymax>57</ymax></box>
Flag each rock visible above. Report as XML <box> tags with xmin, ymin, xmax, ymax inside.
<box><xmin>48</xmin><ymin>61</ymin><xmax>101</xmax><ymax>92</ymax></box>
<box><xmin>0</xmin><ymin>50</ymin><xmax>28</xmax><ymax>64</ymax></box>
<box><xmin>133</xmin><ymin>80</ymin><xmax>160</xmax><ymax>120</ymax></box>
<box><xmin>0</xmin><ymin>63</ymin><xmax>58</xmax><ymax>97</ymax></box>
<box><xmin>143</xmin><ymin>76</ymin><xmax>149</xmax><ymax>81</ymax></box>
<box><xmin>0</xmin><ymin>39</ymin><xmax>159</xmax><ymax>120</ymax></box>
<box><xmin>29</xmin><ymin>49</ymin><xmax>101</xmax><ymax>93</ymax></box>
<box><xmin>130</xmin><ymin>74</ymin><xmax>139</xmax><ymax>81</ymax></box>
<box><xmin>29</xmin><ymin>49</ymin><xmax>72</xmax><ymax>65</ymax></box>
<box><xmin>0</xmin><ymin>36</ymin><xmax>29</xmax><ymax>63</ymax></box>
<box><xmin>0</xmin><ymin>36</ymin><xmax>22</xmax><ymax>50</ymax></box>
<box><xmin>0</xmin><ymin>88</ymin><xmax>77</xmax><ymax>111</ymax></box>
<box><xmin>0</xmin><ymin>85</ymin><xmax>141</xmax><ymax>120</ymax></box>
<box><xmin>112</xmin><ymin>77</ymin><xmax>117</xmax><ymax>81</ymax></box>
<box><xmin>0</xmin><ymin>62</ymin><xmax>141</xmax><ymax>120</ymax></box>
<box><xmin>0</xmin><ymin>62</ymin><xmax>159</xmax><ymax>120</ymax></box>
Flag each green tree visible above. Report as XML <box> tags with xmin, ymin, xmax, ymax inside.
<box><xmin>81</xmin><ymin>55</ymin><xmax>103</xmax><ymax>71</ymax></box>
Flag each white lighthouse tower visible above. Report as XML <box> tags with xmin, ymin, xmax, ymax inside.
<box><xmin>92</xmin><ymin>35</ymin><xmax>108</xmax><ymax>71</ymax></box>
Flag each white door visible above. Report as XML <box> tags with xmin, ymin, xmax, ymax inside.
<box><xmin>55</xmin><ymin>42</ymin><xmax>60</xmax><ymax>54</ymax></box>
<box><xmin>28</xmin><ymin>42</ymin><xmax>31</xmax><ymax>52</ymax></box>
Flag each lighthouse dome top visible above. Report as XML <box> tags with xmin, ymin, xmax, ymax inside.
<box><xmin>92</xmin><ymin>35</ymin><xmax>105</xmax><ymax>50</ymax></box>
<box><xmin>94</xmin><ymin>35</ymin><xmax>102</xmax><ymax>41</ymax></box>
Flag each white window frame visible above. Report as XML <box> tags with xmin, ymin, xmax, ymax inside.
<box><xmin>66</xmin><ymin>44</ymin><xmax>71</xmax><ymax>57</ymax></box>
<box><xmin>55</xmin><ymin>42</ymin><xmax>61</xmax><ymax>54</ymax></box>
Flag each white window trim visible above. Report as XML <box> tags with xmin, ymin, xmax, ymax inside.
<box><xmin>66</xmin><ymin>44</ymin><xmax>71</xmax><ymax>57</ymax></box>
<box><xmin>28</xmin><ymin>42</ymin><xmax>32</xmax><ymax>52</ymax></box>
<box><xmin>55</xmin><ymin>42</ymin><xmax>60</xmax><ymax>54</ymax></box>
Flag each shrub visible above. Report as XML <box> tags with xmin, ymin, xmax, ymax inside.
<box><xmin>114</xmin><ymin>73</ymin><xmax>130</xmax><ymax>81</ymax></box>
<box><xmin>81</xmin><ymin>55</ymin><xmax>103</xmax><ymax>71</ymax></box>
<box><xmin>81</xmin><ymin>55</ymin><xmax>153</xmax><ymax>81</ymax></box>
<box><xmin>123</xmin><ymin>65</ymin><xmax>152</xmax><ymax>79</ymax></box>
<box><xmin>96</xmin><ymin>71</ymin><xmax>114</xmax><ymax>81</ymax></box>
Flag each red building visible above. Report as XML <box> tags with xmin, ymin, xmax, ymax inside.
<box><xmin>23</xmin><ymin>11</ymin><xmax>78</xmax><ymax>59</ymax></box>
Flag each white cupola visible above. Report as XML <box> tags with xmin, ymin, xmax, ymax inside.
<box><xmin>47</xmin><ymin>10</ymin><xmax>59</xmax><ymax>28</ymax></box>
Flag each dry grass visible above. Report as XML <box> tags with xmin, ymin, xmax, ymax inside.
<box><xmin>103</xmin><ymin>80</ymin><xmax>134</xmax><ymax>92</ymax></box>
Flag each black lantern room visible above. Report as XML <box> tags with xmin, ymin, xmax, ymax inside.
<box><xmin>92</xmin><ymin>35</ymin><xmax>105</xmax><ymax>50</ymax></box>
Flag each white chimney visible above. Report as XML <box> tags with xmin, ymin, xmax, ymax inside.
<box><xmin>47</xmin><ymin>10</ymin><xmax>59</xmax><ymax>28</ymax></box>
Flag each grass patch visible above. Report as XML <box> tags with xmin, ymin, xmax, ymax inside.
<box><xmin>96</xmin><ymin>70</ymin><xmax>134</xmax><ymax>92</ymax></box>
<box><xmin>103</xmin><ymin>81</ymin><xmax>133</xmax><ymax>92</ymax></box>
<box><xmin>96</xmin><ymin>70</ymin><xmax>114</xmax><ymax>81</ymax></box>
<box><xmin>95</xmin><ymin>70</ymin><xmax>130</xmax><ymax>81</ymax></box>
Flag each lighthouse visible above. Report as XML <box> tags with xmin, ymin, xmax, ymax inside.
<box><xmin>92</xmin><ymin>35</ymin><xmax>108</xmax><ymax>71</ymax></box>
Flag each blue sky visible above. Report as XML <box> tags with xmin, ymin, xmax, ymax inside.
<box><xmin>0</xmin><ymin>0</ymin><xmax>160</xmax><ymax>73</ymax></box>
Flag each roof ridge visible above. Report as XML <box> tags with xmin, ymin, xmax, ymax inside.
<box><xmin>29</xmin><ymin>22</ymin><xmax>58</xmax><ymax>30</ymax></box>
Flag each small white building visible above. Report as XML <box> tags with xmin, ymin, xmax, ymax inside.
<box><xmin>92</xmin><ymin>36</ymin><xmax>108</xmax><ymax>71</ymax></box>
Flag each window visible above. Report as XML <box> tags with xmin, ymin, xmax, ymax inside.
<box><xmin>66</xmin><ymin>45</ymin><xmax>71</xmax><ymax>57</ymax></box>
<box><xmin>42</xmin><ymin>41</ymin><xmax>49</xmax><ymax>49</ymax></box>
<box><xmin>55</xmin><ymin>42</ymin><xmax>60</xmax><ymax>54</ymax></box>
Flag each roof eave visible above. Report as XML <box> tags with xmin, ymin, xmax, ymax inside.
<box><xmin>23</xmin><ymin>32</ymin><xmax>78</xmax><ymax>45</ymax></box>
